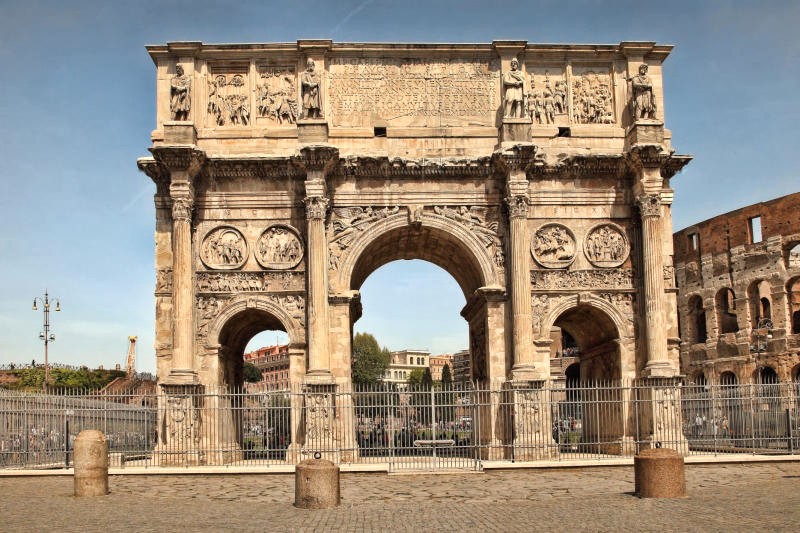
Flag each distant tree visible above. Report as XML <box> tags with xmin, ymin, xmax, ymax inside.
<box><xmin>441</xmin><ymin>363</ymin><xmax>452</xmax><ymax>386</ymax></box>
<box><xmin>243</xmin><ymin>362</ymin><xmax>262</xmax><ymax>383</ymax></box>
<box><xmin>351</xmin><ymin>332</ymin><xmax>391</xmax><ymax>385</ymax></box>
<box><xmin>5</xmin><ymin>367</ymin><xmax>124</xmax><ymax>391</ymax></box>
<box><xmin>407</xmin><ymin>368</ymin><xmax>425</xmax><ymax>386</ymax></box>
<box><xmin>422</xmin><ymin>367</ymin><xmax>433</xmax><ymax>388</ymax></box>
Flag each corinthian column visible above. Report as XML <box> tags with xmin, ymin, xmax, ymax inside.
<box><xmin>298</xmin><ymin>146</ymin><xmax>339</xmax><ymax>383</ymax></box>
<box><xmin>637</xmin><ymin>193</ymin><xmax>671</xmax><ymax>376</ymax></box>
<box><xmin>496</xmin><ymin>145</ymin><xmax>540</xmax><ymax>382</ymax></box>
<box><xmin>150</xmin><ymin>147</ymin><xmax>205</xmax><ymax>385</ymax></box>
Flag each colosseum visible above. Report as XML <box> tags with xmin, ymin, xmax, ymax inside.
<box><xmin>674</xmin><ymin>192</ymin><xmax>800</xmax><ymax>385</ymax></box>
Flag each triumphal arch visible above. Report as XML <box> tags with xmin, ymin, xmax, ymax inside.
<box><xmin>138</xmin><ymin>40</ymin><xmax>690</xmax><ymax>464</ymax></box>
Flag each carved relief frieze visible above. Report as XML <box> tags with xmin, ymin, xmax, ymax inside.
<box><xmin>196</xmin><ymin>296</ymin><xmax>226</xmax><ymax>341</ymax></box>
<box><xmin>327</xmin><ymin>56</ymin><xmax>500</xmax><ymax>128</ymax></box>
<box><xmin>531</xmin><ymin>269</ymin><xmax>634</xmax><ymax>290</ymax></box>
<box><xmin>525</xmin><ymin>67</ymin><xmax>568</xmax><ymax>125</ymax></box>
<box><xmin>432</xmin><ymin>205</ymin><xmax>500</xmax><ymax>248</ymax></box>
<box><xmin>584</xmin><ymin>223</ymin><xmax>630</xmax><ymax>268</ymax></box>
<box><xmin>531</xmin><ymin>223</ymin><xmax>576</xmax><ymax>269</ymax></box>
<box><xmin>200</xmin><ymin>226</ymin><xmax>248</xmax><ymax>270</ymax></box>
<box><xmin>196</xmin><ymin>271</ymin><xmax>304</xmax><ymax>293</ymax></box>
<box><xmin>598</xmin><ymin>292</ymin><xmax>635</xmax><ymax>321</ymax></box>
<box><xmin>155</xmin><ymin>268</ymin><xmax>173</xmax><ymax>294</ymax></box>
<box><xmin>255</xmin><ymin>65</ymin><xmax>297</xmax><ymax>125</ymax></box>
<box><xmin>255</xmin><ymin>225</ymin><xmax>304</xmax><ymax>270</ymax></box>
<box><xmin>207</xmin><ymin>65</ymin><xmax>250</xmax><ymax>126</ymax></box>
<box><xmin>531</xmin><ymin>294</ymin><xmax>549</xmax><ymax>335</ymax></box>
<box><xmin>571</xmin><ymin>67</ymin><xmax>615</xmax><ymax>124</ymax></box>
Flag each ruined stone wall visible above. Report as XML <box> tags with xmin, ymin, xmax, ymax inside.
<box><xmin>674</xmin><ymin>192</ymin><xmax>800</xmax><ymax>384</ymax></box>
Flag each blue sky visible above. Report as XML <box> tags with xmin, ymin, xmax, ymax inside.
<box><xmin>0</xmin><ymin>1</ymin><xmax>797</xmax><ymax>373</ymax></box>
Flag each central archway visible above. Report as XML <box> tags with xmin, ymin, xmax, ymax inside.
<box><xmin>334</xmin><ymin>216</ymin><xmax>505</xmax><ymax>385</ymax></box>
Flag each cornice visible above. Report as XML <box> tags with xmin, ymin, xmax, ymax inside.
<box><xmin>204</xmin><ymin>157</ymin><xmax>303</xmax><ymax>180</ymax></box>
<box><xmin>339</xmin><ymin>156</ymin><xmax>493</xmax><ymax>179</ymax></box>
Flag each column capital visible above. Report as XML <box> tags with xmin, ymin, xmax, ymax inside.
<box><xmin>636</xmin><ymin>193</ymin><xmax>662</xmax><ymax>218</ymax></box>
<box><xmin>505</xmin><ymin>194</ymin><xmax>530</xmax><ymax>220</ymax></box>
<box><xmin>304</xmin><ymin>195</ymin><xmax>329</xmax><ymax>221</ymax></box>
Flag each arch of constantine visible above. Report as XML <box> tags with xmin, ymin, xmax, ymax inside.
<box><xmin>137</xmin><ymin>39</ymin><xmax>691</xmax><ymax>464</ymax></box>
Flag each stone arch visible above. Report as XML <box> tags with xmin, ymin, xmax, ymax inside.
<box><xmin>714</xmin><ymin>288</ymin><xmax>739</xmax><ymax>334</ymax></box>
<box><xmin>205</xmin><ymin>295</ymin><xmax>305</xmax><ymax>389</ymax></box>
<box><xmin>747</xmin><ymin>279</ymin><xmax>773</xmax><ymax>328</ymax></box>
<box><xmin>544</xmin><ymin>296</ymin><xmax>630</xmax><ymax>381</ymax></box>
<box><xmin>687</xmin><ymin>294</ymin><xmax>707</xmax><ymax>343</ymax></box>
<box><xmin>336</xmin><ymin>211</ymin><xmax>500</xmax><ymax>296</ymax></box>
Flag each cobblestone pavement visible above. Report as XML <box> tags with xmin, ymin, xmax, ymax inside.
<box><xmin>1</xmin><ymin>462</ymin><xmax>799</xmax><ymax>532</ymax></box>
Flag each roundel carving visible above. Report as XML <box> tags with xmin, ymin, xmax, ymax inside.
<box><xmin>255</xmin><ymin>225</ymin><xmax>304</xmax><ymax>269</ymax></box>
<box><xmin>531</xmin><ymin>223</ymin><xmax>576</xmax><ymax>269</ymax></box>
<box><xmin>200</xmin><ymin>226</ymin><xmax>248</xmax><ymax>270</ymax></box>
<box><xmin>584</xmin><ymin>222</ymin><xmax>629</xmax><ymax>268</ymax></box>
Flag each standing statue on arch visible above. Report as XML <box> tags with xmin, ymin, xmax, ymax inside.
<box><xmin>301</xmin><ymin>58</ymin><xmax>322</xmax><ymax>119</ymax></box>
<box><xmin>629</xmin><ymin>63</ymin><xmax>657</xmax><ymax>120</ymax></box>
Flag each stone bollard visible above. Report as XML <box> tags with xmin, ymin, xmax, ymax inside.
<box><xmin>294</xmin><ymin>458</ymin><xmax>340</xmax><ymax>509</ymax></box>
<box><xmin>634</xmin><ymin>447</ymin><xmax>686</xmax><ymax>498</ymax></box>
<box><xmin>74</xmin><ymin>430</ymin><xmax>109</xmax><ymax>497</ymax></box>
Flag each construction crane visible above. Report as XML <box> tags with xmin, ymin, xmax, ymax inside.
<box><xmin>125</xmin><ymin>336</ymin><xmax>137</xmax><ymax>377</ymax></box>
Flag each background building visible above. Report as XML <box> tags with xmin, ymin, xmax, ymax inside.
<box><xmin>674</xmin><ymin>192</ymin><xmax>800</xmax><ymax>384</ymax></box>
<box><xmin>244</xmin><ymin>344</ymin><xmax>290</xmax><ymax>390</ymax></box>
<box><xmin>383</xmin><ymin>349</ymin><xmax>430</xmax><ymax>387</ymax></box>
<box><xmin>429</xmin><ymin>353</ymin><xmax>454</xmax><ymax>381</ymax></box>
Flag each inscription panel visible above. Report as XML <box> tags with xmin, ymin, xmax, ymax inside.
<box><xmin>328</xmin><ymin>57</ymin><xmax>500</xmax><ymax>128</ymax></box>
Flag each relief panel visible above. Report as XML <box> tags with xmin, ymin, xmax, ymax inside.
<box><xmin>584</xmin><ymin>223</ymin><xmax>630</xmax><ymax>268</ymax></box>
<box><xmin>571</xmin><ymin>65</ymin><xmax>615</xmax><ymax>125</ymax></box>
<box><xmin>255</xmin><ymin>225</ymin><xmax>304</xmax><ymax>270</ymax></box>
<box><xmin>200</xmin><ymin>226</ymin><xmax>248</xmax><ymax>270</ymax></box>
<box><xmin>525</xmin><ymin>66</ymin><xmax>568</xmax><ymax>126</ymax></box>
<box><xmin>206</xmin><ymin>62</ymin><xmax>251</xmax><ymax>127</ymax></box>
<box><xmin>255</xmin><ymin>64</ymin><xmax>298</xmax><ymax>126</ymax></box>
<box><xmin>531</xmin><ymin>223</ymin><xmax>576</xmax><ymax>269</ymax></box>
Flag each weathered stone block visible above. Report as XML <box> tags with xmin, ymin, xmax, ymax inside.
<box><xmin>74</xmin><ymin>429</ymin><xmax>109</xmax><ymax>497</ymax></box>
<box><xmin>294</xmin><ymin>459</ymin><xmax>340</xmax><ymax>509</ymax></box>
<box><xmin>634</xmin><ymin>447</ymin><xmax>686</xmax><ymax>498</ymax></box>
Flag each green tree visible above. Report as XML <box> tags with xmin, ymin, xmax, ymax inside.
<box><xmin>422</xmin><ymin>367</ymin><xmax>433</xmax><ymax>388</ymax></box>
<box><xmin>351</xmin><ymin>332</ymin><xmax>391</xmax><ymax>385</ymax></box>
<box><xmin>441</xmin><ymin>363</ymin><xmax>452</xmax><ymax>386</ymax></box>
<box><xmin>407</xmin><ymin>368</ymin><xmax>425</xmax><ymax>385</ymax></box>
<box><xmin>243</xmin><ymin>362</ymin><xmax>262</xmax><ymax>383</ymax></box>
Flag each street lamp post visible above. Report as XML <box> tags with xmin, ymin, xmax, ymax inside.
<box><xmin>32</xmin><ymin>291</ymin><xmax>61</xmax><ymax>393</ymax></box>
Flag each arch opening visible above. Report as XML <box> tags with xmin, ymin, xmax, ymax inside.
<box><xmin>688</xmin><ymin>294</ymin><xmax>708</xmax><ymax>342</ymax></box>
<box><xmin>787</xmin><ymin>276</ymin><xmax>800</xmax><ymax>334</ymax></box>
<box><xmin>348</xmin><ymin>224</ymin><xmax>492</xmax><ymax>298</ymax></box>
<box><xmin>714</xmin><ymin>288</ymin><xmax>738</xmax><ymax>334</ymax></box>
<box><xmin>553</xmin><ymin>304</ymin><xmax>621</xmax><ymax>382</ymax></box>
<box><xmin>214</xmin><ymin>308</ymin><xmax>293</xmax><ymax>460</ymax></box>
<box><xmin>748</xmin><ymin>280</ymin><xmax>772</xmax><ymax>328</ymax></box>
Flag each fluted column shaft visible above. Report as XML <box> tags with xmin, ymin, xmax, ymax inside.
<box><xmin>638</xmin><ymin>194</ymin><xmax>670</xmax><ymax>375</ymax></box>
<box><xmin>509</xmin><ymin>197</ymin><xmax>534</xmax><ymax>373</ymax></box>
<box><xmin>170</xmin><ymin>184</ymin><xmax>194</xmax><ymax>373</ymax></box>
<box><xmin>305</xmin><ymin>191</ymin><xmax>331</xmax><ymax>376</ymax></box>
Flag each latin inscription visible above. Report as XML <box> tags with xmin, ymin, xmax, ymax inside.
<box><xmin>328</xmin><ymin>57</ymin><xmax>500</xmax><ymax>128</ymax></box>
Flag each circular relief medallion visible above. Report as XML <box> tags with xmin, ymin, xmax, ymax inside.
<box><xmin>583</xmin><ymin>223</ymin><xmax>630</xmax><ymax>268</ymax></box>
<box><xmin>200</xmin><ymin>226</ymin><xmax>248</xmax><ymax>270</ymax></box>
<box><xmin>255</xmin><ymin>225</ymin><xmax>304</xmax><ymax>270</ymax></box>
<box><xmin>531</xmin><ymin>223</ymin><xmax>576</xmax><ymax>269</ymax></box>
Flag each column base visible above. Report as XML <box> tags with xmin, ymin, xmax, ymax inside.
<box><xmin>303</xmin><ymin>370</ymin><xmax>336</xmax><ymax>386</ymax></box>
<box><xmin>161</xmin><ymin>368</ymin><xmax>199</xmax><ymax>385</ymax></box>
<box><xmin>641</xmin><ymin>361</ymin><xmax>676</xmax><ymax>378</ymax></box>
<box><xmin>510</xmin><ymin>364</ymin><xmax>546</xmax><ymax>383</ymax></box>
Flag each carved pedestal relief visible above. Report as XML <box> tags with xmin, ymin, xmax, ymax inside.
<box><xmin>207</xmin><ymin>63</ymin><xmax>250</xmax><ymax>127</ymax></box>
<box><xmin>256</xmin><ymin>65</ymin><xmax>297</xmax><ymax>125</ymax></box>
<box><xmin>256</xmin><ymin>225</ymin><xmax>304</xmax><ymax>270</ymax></box>
<box><xmin>532</xmin><ymin>223</ymin><xmax>576</xmax><ymax>269</ymax></box>
<box><xmin>200</xmin><ymin>226</ymin><xmax>248</xmax><ymax>270</ymax></box>
<box><xmin>584</xmin><ymin>223</ymin><xmax>630</xmax><ymax>268</ymax></box>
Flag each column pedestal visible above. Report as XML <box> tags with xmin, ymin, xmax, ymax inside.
<box><xmin>155</xmin><ymin>384</ymin><xmax>207</xmax><ymax>466</ymax></box>
<box><xmin>507</xmin><ymin>380</ymin><xmax>554</xmax><ymax>461</ymax></box>
<box><xmin>637</xmin><ymin>378</ymin><xmax>688</xmax><ymax>454</ymax></box>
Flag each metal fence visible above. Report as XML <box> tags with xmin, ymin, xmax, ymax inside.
<box><xmin>1</xmin><ymin>381</ymin><xmax>799</xmax><ymax>471</ymax></box>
